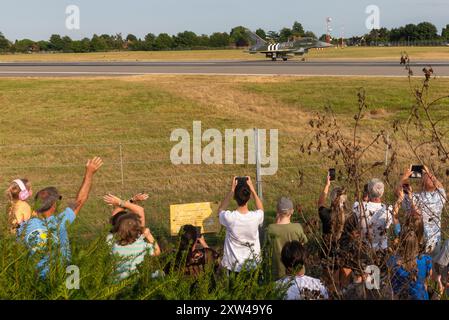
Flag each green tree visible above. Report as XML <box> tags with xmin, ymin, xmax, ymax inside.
<box><xmin>266</xmin><ymin>31</ymin><xmax>280</xmax><ymax>42</ymax></box>
<box><xmin>13</xmin><ymin>39</ymin><xmax>35</xmax><ymax>53</ymax></box>
<box><xmin>61</xmin><ymin>36</ymin><xmax>73</xmax><ymax>52</ymax></box>
<box><xmin>230</xmin><ymin>26</ymin><xmax>250</xmax><ymax>47</ymax></box>
<box><xmin>99</xmin><ymin>34</ymin><xmax>114</xmax><ymax>50</ymax></box>
<box><xmin>90</xmin><ymin>34</ymin><xmax>108</xmax><ymax>52</ymax></box>
<box><xmin>365</xmin><ymin>27</ymin><xmax>390</xmax><ymax>43</ymax></box>
<box><xmin>154</xmin><ymin>33</ymin><xmax>174</xmax><ymax>50</ymax></box>
<box><xmin>71</xmin><ymin>38</ymin><xmax>91</xmax><ymax>53</ymax></box>
<box><xmin>443</xmin><ymin>24</ymin><xmax>449</xmax><ymax>40</ymax></box>
<box><xmin>304</xmin><ymin>31</ymin><xmax>317</xmax><ymax>39</ymax></box>
<box><xmin>209</xmin><ymin>32</ymin><xmax>230</xmax><ymax>47</ymax></box>
<box><xmin>49</xmin><ymin>34</ymin><xmax>64</xmax><ymax>51</ymax></box>
<box><xmin>319</xmin><ymin>34</ymin><xmax>328</xmax><ymax>42</ymax></box>
<box><xmin>292</xmin><ymin>21</ymin><xmax>305</xmax><ymax>37</ymax></box>
<box><xmin>416</xmin><ymin>22</ymin><xmax>438</xmax><ymax>40</ymax></box>
<box><xmin>0</xmin><ymin>32</ymin><xmax>10</xmax><ymax>51</ymax></box>
<box><xmin>255</xmin><ymin>28</ymin><xmax>266</xmax><ymax>40</ymax></box>
<box><xmin>112</xmin><ymin>33</ymin><xmax>125</xmax><ymax>50</ymax></box>
<box><xmin>37</xmin><ymin>40</ymin><xmax>50</xmax><ymax>51</ymax></box>
<box><xmin>196</xmin><ymin>34</ymin><xmax>210</xmax><ymax>47</ymax></box>
<box><xmin>143</xmin><ymin>33</ymin><xmax>156</xmax><ymax>50</ymax></box>
<box><xmin>279</xmin><ymin>27</ymin><xmax>293</xmax><ymax>42</ymax></box>
<box><xmin>174</xmin><ymin>31</ymin><xmax>198</xmax><ymax>48</ymax></box>
<box><xmin>126</xmin><ymin>34</ymin><xmax>138</xmax><ymax>43</ymax></box>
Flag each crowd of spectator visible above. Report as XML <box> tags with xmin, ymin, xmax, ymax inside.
<box><xmin>4</xmin><ymin>157</ymin><xmax>449</xmax><ymax>300</ymax></box>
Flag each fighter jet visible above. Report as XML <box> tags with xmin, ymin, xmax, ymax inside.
<box><xmin>245</xmin><ymin>29</ymin><xmax>333</xmax><ymax>61</ymax></box>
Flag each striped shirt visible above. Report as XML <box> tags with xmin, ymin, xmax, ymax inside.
<box><xmin>110</xmin><ymin>234</ymin><xmax>155</xmax><ymax>280</ymax></box>
<box><xmin>277</xmin><ymin>275</ymin><xmax>329</xmax><ymax>300</ymax></box>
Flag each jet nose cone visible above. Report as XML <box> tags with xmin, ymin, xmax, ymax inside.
<box><xmin>317</xmin><ymin>41</ymin><xmax>333</xmax><ymax>48</ymax></box>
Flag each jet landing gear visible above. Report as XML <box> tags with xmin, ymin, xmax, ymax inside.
<box><xmin>268</xmin><ymin>53</ymin><xmax>288</xmax><ymax>61</ymax></box>
<box><xmin>270</xmin><ymin>54</ymin><xmax>288</xmax><ymax>62</ymax></box>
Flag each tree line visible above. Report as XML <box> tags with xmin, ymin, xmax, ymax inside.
<box><xmin>348</xmin><ymin>22</ymin><xmax>449</xmax><ymax>45</ymax></box>
<box><xmin>0</xmin><ymin>22</ymin><xmax>314</xmax><ymax>53</ymax></box>
<box><xmin>1</xmin><ymin>21</ymin><xmax>449</xmax><ymax>54</ymax></box>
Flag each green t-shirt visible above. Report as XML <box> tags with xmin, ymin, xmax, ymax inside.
<box><xmin>266</xmin><ymin>223</ymin><xmax>308</xmax><ymax>280</ymax></box>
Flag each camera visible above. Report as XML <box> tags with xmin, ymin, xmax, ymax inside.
<box><xmin>236</xmin><ymin>176</ymin><xmax>249</xmax><ymax>186</ymax></box>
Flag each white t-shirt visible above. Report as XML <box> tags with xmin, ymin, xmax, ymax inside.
<box><xmin>353</xmin><ymin>201</ymin><xmax>393</xmax><ymax>251</ymax></box>
<box><xmin>403</xmin><ymin>188</ymin><xmax>446</xmax><ymax>252</ymax></box>
<box><xmin>219</xmin><ymin>209</ymin><xmax>264</xmax><ymax>272</ymax></box>
<box><xmin>277</xmin><ymin>275</ymin><xmax>329</xmax><ymax>300</ymax></box>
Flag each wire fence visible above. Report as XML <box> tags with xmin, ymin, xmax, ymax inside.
<box><xmin>0</xmin><ymin>134</ymin><xmax>447</xmax><ymax>234</ymax></box>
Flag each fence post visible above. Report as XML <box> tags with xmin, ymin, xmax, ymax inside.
<box><xmin>119</xmin><ymin>144</ymin><xmax>125</xmax><ymax>188</ymax></box>
<box><xmin>254</xmin><ymin>128</ymin><xmax>263</xmax><ymax>200</ymax></box>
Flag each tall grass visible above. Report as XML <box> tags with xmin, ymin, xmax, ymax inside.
<box><xmin>0</xmin><ymin>214</ymin><xmax>285</xmax><ymax>300</ymax></box>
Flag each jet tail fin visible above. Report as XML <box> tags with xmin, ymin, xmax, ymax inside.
<box><xmin>244</xmin><ymin>28</ymin><xmax>267</xmax><ymax>50</ymax></box>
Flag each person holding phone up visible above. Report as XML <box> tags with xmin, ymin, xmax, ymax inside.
<box><xmin>217</xmin><ymin>176</ymin><xmax>264</xmax><ymax>273</ymax></box>
<box><xmin>397</xmin><ymin>165</ymin><xmax>446</xmax><ymax>253</ymax></box>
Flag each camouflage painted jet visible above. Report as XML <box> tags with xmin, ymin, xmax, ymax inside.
<box><xmin>245</xmin><ymin>29</ymin><xmax>333</xmax><ymax>61</ymax></box>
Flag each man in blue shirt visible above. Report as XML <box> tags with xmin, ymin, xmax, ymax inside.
<box><xmin>18</xmin><ymin>157</ymin><xmax>103</xmax><ymax>278</ymax></box>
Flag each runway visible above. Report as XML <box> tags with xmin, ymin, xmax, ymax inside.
<box><xmin>1</xmin><ymin>60</ymin><xmax>449</xmax><ymax>77</ymax></box>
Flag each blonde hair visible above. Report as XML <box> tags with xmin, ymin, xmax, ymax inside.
<box><xmin>330</xmin><ymin>187</ymin><xmax>348</xmax><ymax>242</ymax></box>
<box><xmin>398</xmin><ymin>231</ymin><xmax>419</xmax><ymax>273</ymax></box>
<box><xmin>5</xmin><ymin>179</ymin><xmax>31</xmax><ymax>224</ymax></box>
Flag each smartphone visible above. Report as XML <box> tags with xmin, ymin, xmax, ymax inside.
<box><xmin>236</xmin><ymin>176</ymin><xmax>249</xmax><ymax>185</ymax></box>
<box><xmin>410</xmin><ymin>165</ymin><xmax>424</xmax><ymax>179</ymax></box>
<box><xmin>329</xmin><ymin>168</ymin><xmax>336</xmax><ymax>181</ymax></box>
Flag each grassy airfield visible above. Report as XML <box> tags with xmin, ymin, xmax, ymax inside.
<box><xmin>1</xmin><ymin>74</ymin><xmax>448</xmax><ymax>239</ymax></box>
<box><xmin>1</xmin><ymin>72</ymin><xmax>449</xmax><ymax>299</ymax></box>
<box><xmin>1</xmin><ymin>46</ymin><xmax>449</xmax><ymax>62</ymax></box>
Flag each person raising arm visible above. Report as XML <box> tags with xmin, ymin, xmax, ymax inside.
<box><xmin>103</xmin><ymin>193</ymin><xmax>160</xmax><ymax>256</ymax></box>
<box><xmin>218</xmin><ymin>176</ymin><xmax>263</xmax><ymax>215</ymax></box>
<box><xmin>317</xmin><ymin>174</ymin><xmax>331</xmax><ymax>209</ymax></box>
<box><xmin>218</xmin><ymin>176</ymin><xmax>264</xmax><ymax>273</ymax></box>
<box><xmin>104</xmin><ymin>193</ymin><xmax>147</xmax><ymax>227</ymax></box>
<box><xmin>143</xmin><ymin>227</ymin><xmax>161</xmax><ymax>256</ymax></box>
<box><xmin>72</xmin><ymin>157</ymin><xmax>104</xmax><ymax>216</ymax></box>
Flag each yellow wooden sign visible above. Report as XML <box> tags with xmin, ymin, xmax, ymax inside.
<box><xmin>169</xmin><ymin>202</ymin><xmax>220</xmax><ymax>236</ymax></box>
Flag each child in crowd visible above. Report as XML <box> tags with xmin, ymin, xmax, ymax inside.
<box><xmin>266</xmin><ymin>197</ymin><xmax>308</xmax><ymax>280</ymax></box>
<box><xmin>317</xmin><ymin>173</ymin><xmax>351</xmax><ymax>290</ymax></box>
<box><xmin>103</xmin><ymin>194</ymin><xmax>161</xmax><ymax>280</ymax></box>
<box><xmin>217</xmin><ymin>176</ymin><xmax>264</xmax><ymax>273</ymax></box>
<box><xmin>168</xmin><ymin>224</ymin><xmax>219</xmax><ymax>277</ymax></box>
<box><xmin>388</xmin><ymin>230</ymin><xmax>432</xmax><ymax>300</ymax></box>
<box><xmin>5</xmin><ymin>179</ymin><xmax>33</xmax><ymax>233</ymax></box>
<box><xmin>277</xmin><ymin>241</ymin><xmax>329</xmax><ymax>300</ymax></box>
<box><xmin>106</xmin><ymin>193</ymin><xmax>149</xmax><ymax>239</ymax></box>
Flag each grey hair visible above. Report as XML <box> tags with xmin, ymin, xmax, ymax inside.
<box><xmin>368</xmin><ymin>178</ymin><xmax>384</xmax><ymax>199</ymax></box>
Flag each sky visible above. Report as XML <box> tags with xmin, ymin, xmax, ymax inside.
<box><xmin>1</xmin><ymin>0</ymin><xmax>448</xmax><ymax>41</ymax></box>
